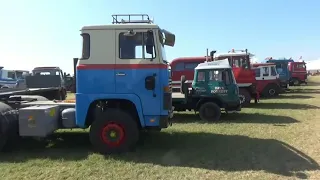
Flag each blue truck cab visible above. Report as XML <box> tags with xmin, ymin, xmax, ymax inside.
<box><xmin>0</xmin><ymin>67</ymin><xmax>18</xmax><ymax>88</ymax></box>
<box><xmin>75</xmin><ymin>14</ymin><xmax>175</xmax><ymax>153</ymax></box>
<box><xmin>266</xmin><ymin>58</ymin><xmax>294</xmax><ymax>88</ymax></box>
<box><xmin>0</xmin><ymin>14</ymin><xmax>175</xmax><ymax>154</ymax></box>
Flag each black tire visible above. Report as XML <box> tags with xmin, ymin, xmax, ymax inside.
<box><xmin>199</xmin><ymin>102</ymin><xmax>221</xmax><ymax>122</ymax></box>
<box><xmin>261</xmin><ymin>84</ymin><xmax>279</xmax><ymax>97</ymax></box>
<box><xmin>293</xmin><ymin>79</ymin><xmax>301</xmax><ymax>86</ymax></box>
<box><xmin>89</xmin><ymin>109</ymin><xmax>139</xmax><ymax>154</ymax></box>
<box><xmin>239</xmin><ymin>88</ymin><xmax>251</xmax><ymax>107</ymax></box>
<box><xmin>0</xmin><ymin>102</ymin><xmax>19</xmax><ymax>152</ymax></box>
<box><xmin>54</xmin><ymin>91</ymin><xmax>64</xmax><ymax>100</ymax></box>
<box><xmin>180</xmin><ymin>75</ymin><xmax>186</xmax><ymax>94</ymax></box>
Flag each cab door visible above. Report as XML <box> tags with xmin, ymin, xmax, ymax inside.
<box><xmin>115</xmin><ymin>29</ymin><xmax>161</xmax><ymax>117</ymax></box>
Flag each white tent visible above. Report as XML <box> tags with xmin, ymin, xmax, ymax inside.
<box><xmin>305</xmin><ymin>60</ymin><xmax>320</xmax><ymax>71</ymax></box>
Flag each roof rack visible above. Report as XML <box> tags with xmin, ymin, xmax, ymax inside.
<box><xmin>228</xmin><ymin>49</ymin><xmax>248</xmax><ymax>54</ymax></box>
<box><xmin>112</xmin><ymin>14</ymin><xmax>153</xmax><ymax>24</ymax></box>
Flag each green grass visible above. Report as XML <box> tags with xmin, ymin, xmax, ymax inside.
<box><xmin>1</xmin><ymin>77</ymin><xmax>320</xmax><ymax>180</ymax></box>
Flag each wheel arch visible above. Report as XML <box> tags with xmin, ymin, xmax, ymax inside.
<box><xmin>75</xmin><ymin>94</ymin><xmax>144</xmax><ymax>128</ymax></box>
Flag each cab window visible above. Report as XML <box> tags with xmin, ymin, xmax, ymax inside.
<box><xmin>197</xmin><ymin>71</ymin><xmax>205</xmax><ymax>82</ymax></box>
<box><xmin>271</xmin><ymin>66</ymin><xmax>277</xmax><ymax>76</ymax></box>
<box><xmin>262</xmin><ymin>67</ymin><xmax>269</xmax><ymax>76</ymax></box>
<box><xmin>208</xmin><ymin>69</ymin><xmax>233</xmax><ymax>85</ymax></box>
<box><xmin>119</xmin><ymin>31</ymin><xmax>156</xmax><ymax>60</ymax></box>
<box><xmin>254</xmin><ymin>68</ymin><xmax>261</xmax><ymax>77</ymax></box>
<box><xmin>296</xmin><ymin>64</ymin><xmax>306</xmax><ymax>69</ymax></box>
<box><xmin>173</xmin><ymin>62</ymin><xmax>184</xmax><ymax>71</ymax></box>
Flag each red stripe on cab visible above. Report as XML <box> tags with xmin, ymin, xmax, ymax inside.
<box><xmin>77</xmin><ymin>64</ymin><xmax>168</xmax><ymax>70</ymax></box>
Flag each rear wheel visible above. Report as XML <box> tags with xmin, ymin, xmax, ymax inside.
<box><xmin>239</xmin><ymin>88</ymin><xmax>251</xmax><ymax>107</ymax></box>
<box><xmin>199</xmin><ymin>102</ymin><xmax>221</xmax><ymax>122</ymax></box>
<box><xmin>89</xmin><ymin>109</ymin><xmax>139</xmax><ymax>154</ymax></box>
<box><xmin>0</xmin><ymin>102</ymin><xmax>19</xmax><ymax>152</ymax></box>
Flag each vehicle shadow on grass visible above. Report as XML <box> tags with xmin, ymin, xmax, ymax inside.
<box><xmin>262</xmin><ymin>94</ymin><xmax>315</xmax><ymax>100</ymax></box>
<box><xmin>248</xmin><ymin>102</ymin><xmax>319</xmax><ymax>110</ymax></box>
<box><xmin>172</xmin><ymin>113</ymin><xmax>299</xmax><ymax>124</ymax></box>
<box><xmin>285</xmin><ymin>88</ymin><xmax>320</xmax><ymax>94</ymax></box>
<box><xmin>0</xmin><ymin>132</ymin><xmax>318</xmax><ymax>178</ymax></box>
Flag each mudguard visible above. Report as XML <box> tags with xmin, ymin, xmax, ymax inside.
<box><xmin>75</xmin><ymin>93</ymin><xmax>144</xmax><ymax>128</ymax></box>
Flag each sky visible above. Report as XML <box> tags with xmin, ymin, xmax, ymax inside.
<box><xmin>1</xmin><ymin>0</ymin><xmax>320</xmax><ymax>73</ymax></box>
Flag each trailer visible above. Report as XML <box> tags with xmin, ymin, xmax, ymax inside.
<box><xmin>0</xmin><ymin>14</ymin><xmax>175</xmax><ymax>154</ymax></box>
<box><xmin>172</xmin><ymin>58</ymin><xmax>241</xmax><ymax>121</ymax></box>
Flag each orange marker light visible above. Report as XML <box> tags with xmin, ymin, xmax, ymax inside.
<box><xmin>163</xmin><ymin>86</ymin><xmax>170</xmax><ymax>92</ymax></box>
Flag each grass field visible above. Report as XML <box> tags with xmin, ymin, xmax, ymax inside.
<box><xmin>1</xmin><ymin>77</ymin><xmax>320</xmax><ymax>180</ymax></box>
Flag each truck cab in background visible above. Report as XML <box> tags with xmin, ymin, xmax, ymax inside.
<box><xmin>0</xmin><ymin>67</ymin><xmax>18</xmax><ymax>88</ymax></box>
<box><xmin>266</xmin><ymin>57</ymin><xmax>308</xmax><ymax>87</ymax></box>
<box><xmin>251</xmin><ymin>63</ymin><xmax>282</xmax><ymax>97</ymax></box>
<box><xmin>170</xmin><ymin>57</ymin><xmax>205</xmax><ymax>92</ymax></box>
<box><xmin>288</xmin><ymin>61</ymin><xmax>307</xmax><ymax>86</ymax></box>
<box><xmin>29</xmin><ymin>66</ymin><xmax>67</xmax><ymax>99</ymax></box>
<box><xmin>212</xmin><ymin>49</ymin><xmax>259</xmax><ymax>106</ymax></box>
<box><xmin>173</xmin><ymin>58</ymin><xmax>241</xmax><ymax>121</ymax></box>
<box><xmin>266</xmin><ymin>57</ymin><xmax>292</xmax><ymax>88</ymax></box>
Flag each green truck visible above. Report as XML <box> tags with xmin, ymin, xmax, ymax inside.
<box><xmin>172</xmin><ymin>54</ymin><xmax>241</xmax><ymax>121</ymax></box>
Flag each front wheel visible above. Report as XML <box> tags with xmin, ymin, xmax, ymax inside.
<box><xmin>199</xmin><ymin>102</ymin><xmax>221</xmax><ymax>122</ymax></box>
<box><xmin>293</xmin><ymin>79</ymin><xmax>301</xmax><ymax>86</ymax></box>
<box><xmin>262</xmin><ymin>84</ymin><xmax>280</xmax><ymax>97</ymax></box>
<box><xmin>239</xmin><ymin>88</ymin><xmax>251</xmax><ymax>107</ymax></box>
<box><xmin>89</xmin><ymin>109</ymin><xmax>139</xmax><ymax>154</ymax></box>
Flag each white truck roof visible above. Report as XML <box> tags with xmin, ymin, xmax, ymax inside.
<box><xmin>82</xmin><ymin>24</ymin><xmax>159</xmax><ymax>30</ymax></box>
<box><xmin>195</xmin><ymin>59</ymin><xmax>231</xmax><ymax>70</ymax></box>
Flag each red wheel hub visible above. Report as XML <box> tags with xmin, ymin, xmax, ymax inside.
<box><xmin>101</xmin><ymin>122</ymin><xmax>125</xmax><ymax>147</ymax></box>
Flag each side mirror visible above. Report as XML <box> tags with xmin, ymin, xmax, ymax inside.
<box><xmin>145</xmin><ymin>75</ymin><xmax>156</xmax><ymax>90</ymax></box>
<box><xmin>210</xmin><ymin>50</ymin><xmax>216</xmax><ymax>61</ymax></box>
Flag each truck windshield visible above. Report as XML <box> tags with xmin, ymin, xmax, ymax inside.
<box><xmin>208</xmin><ymin>69</ymin><xmax>234</xmax><ymax>84</ymax></box>
<box><xmin>33</xmin><ymin>70</ymin><xmax>60</xmax><ymax>76</ymax></box>
<box><xmin>215</xmin><ymin>55</ymin><xmax>250</xmax><ymax>69</ymax></box>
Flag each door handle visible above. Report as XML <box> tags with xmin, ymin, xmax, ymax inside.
<box><xmin>116</xmin><ymin>72</ymin><xmax>126</xmax><ymax>76</ymax></box>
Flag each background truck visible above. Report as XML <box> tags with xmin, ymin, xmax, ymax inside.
<box><xmin>30</xmin><ymin>66</ymin><xmax>67</xmax><ymax>99</ymax></box>
<box><xmin>0</xmin><ymin>67</ymin><xmax>19</xmax><ymax>88</ymax></box>
<box><xmin>251</xmin><ymin>63</ymin><xmax>282</xmax><ymax>97</ymax></box>
<box><xmin>172</xmin><ymin>58</ymin><xmax>241</xmax><ymax>121</ymax></box>
<box><xmin>212</xmin><ymin>49</ymin><xmax>258</xmax><ymax>106</ymax></box>
<box><xmin>170</xmin><ymin>49</ymin><xmax>259</xmax><ymax>106</ymax></box>
<box><xmin>266</xmin><ymin>58</ymin><xmax>292</xmax><ymax>88</ymax></box>
<box><xmin>288</xmin><ymin>61</ymin><xmax>307</xmax><ymax>85</ymax></box>
<box><xmin>0</xmin><ymin>14</ymin><xmax>175</xmax><ymax>154</ymax></box>
<box><xmin>266</xmin><ymin>57</ymin><xmax>308</xmax><ymax>87</ymax></box>
<box><xmin>170</xmin><ymin>57</ymin><xmax>205</xmax><ymax>92</ymax></box>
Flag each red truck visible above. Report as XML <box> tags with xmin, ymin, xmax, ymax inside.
<box><xmin>170</xmin><ymin>49</ymin><xmax>259</xmax><ymax>106</ymax></box>
<box><xmin>288</xmin><ymin>61</ymin><xmax>307</xmax><ymax>86</ymax></box>
<box><xmin>251</xmin><ymin>63</ymin><xmax>282</xmax><ymax>97</ymax></box>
